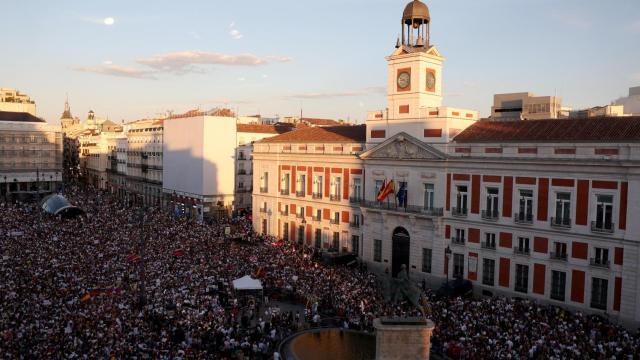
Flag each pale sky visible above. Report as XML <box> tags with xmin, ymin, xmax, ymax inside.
<box><xmin>1</xmin><ymin>0</ymin><xmax>639</xmax><ymax>125</ymax></box>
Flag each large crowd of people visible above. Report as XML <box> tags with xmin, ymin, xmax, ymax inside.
<box><xmin>1</xmin><ymin>187</ymin><xmax>639</xmax><ymax>359</ymax></box>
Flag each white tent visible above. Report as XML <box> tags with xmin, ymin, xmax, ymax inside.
<box><xmin>232</xmin><ymin>275</ymin><xmax>263</xmax><ymax>291</ymax></box>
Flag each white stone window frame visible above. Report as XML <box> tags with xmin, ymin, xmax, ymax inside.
<box><xmin>515</xmin><ymin>185</ymin><xmax>536</xmax><ymax>220</ymax></box>
<box><xmin>589</xmin><ymin>188</ymin><xmax>617</xmax><ymax>232</ymax></box>
<box><xmin>550</xmin><ymin>186</ymin><xmax>576</xmax><ymax>225</ymax></box>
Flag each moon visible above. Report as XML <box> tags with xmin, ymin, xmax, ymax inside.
<box><xmin>103</xmin><ymin>17</ymin><xmax>115</xmax><ymax>25</ymax></box>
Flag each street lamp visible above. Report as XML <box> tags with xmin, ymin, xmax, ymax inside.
<box><xmin>445</xmin><ymin>245</ymin><xmax>452</xmax><ymax>285</ymax></box>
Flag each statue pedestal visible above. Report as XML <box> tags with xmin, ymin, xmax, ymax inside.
<box><xmin>373</xmin><ymin>317</ymin><xmax>435</xmax><ymax>360</ymax></box>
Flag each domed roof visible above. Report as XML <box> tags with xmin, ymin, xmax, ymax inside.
<box><xmin>41</xmin><ymin>194</ymin><xmax>85</xmax><ymax>218</ymax></box>
<box><xmin>403</xmin><ymin>0</ymin><xmax>430</xmax><ymax>22</ymax></box>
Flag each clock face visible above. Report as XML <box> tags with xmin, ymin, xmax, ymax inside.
<box><xmin>397</xmin><ymin>72</ymin><xmax>410</xmax><ymax>89</ymax></box>
<box><xmin>426</xmin><ymin>71</ymin><xmax>436</xmax><ymax>91</ymax></box>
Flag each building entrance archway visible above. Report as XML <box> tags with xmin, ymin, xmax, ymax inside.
<box><xmin>392</xmin><ymin>226</ymin><xmax>410</xmax><ymax>277</ymax></box>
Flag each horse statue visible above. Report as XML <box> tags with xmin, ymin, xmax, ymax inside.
<box><xmin>381</xmin><ymin>264</ymin><xmax>428</xmax><ymax>319</ymax></box>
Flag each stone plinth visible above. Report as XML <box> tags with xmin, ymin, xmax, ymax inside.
<box><xmin>373</xmin><ymin>317</ymin><xmax>435</xmax><ymax>360</ymax></box>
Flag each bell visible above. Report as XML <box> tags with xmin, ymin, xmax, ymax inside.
<box><xmin>415</xmin><ymin>35</ymin><xmax>424</xmax><ymax>47</ymax></box>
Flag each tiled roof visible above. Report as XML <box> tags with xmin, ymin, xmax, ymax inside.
<box><xmin>260</xmin><ymin>124</ymin><xmax>366</xmax><ymax>143</ymax></box>
<box><xmin>301</xmin><ymin>117</ymin><xmax>340</xmax><ymax>126</ymax></box>
<box><xmin>0</xmin><ymin>111</ymin><xmax>45</xmax><ymax>123</ymax></box>
<box><xmin>236</xmin><ymin>123</ymin><xmax>295</xmax><ymax>134</ymax></box>
<box><xmin>454</xmin><ymin>116</ymin><xmax>640</xmax><ymax>143</ymax></box>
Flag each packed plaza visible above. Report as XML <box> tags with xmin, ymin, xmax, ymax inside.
<box><xmin>2</xmin><ymin>0</ymin><xmax>640</xmax><ymax>359</ymax></box>
<box><xmin>1</xmin><ymin>187</ymin><xmax>639</xmax><ymax>359</ymax></box>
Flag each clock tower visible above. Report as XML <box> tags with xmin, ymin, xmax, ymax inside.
<box><xmin>387</xmin><ymin>0</ymin><xmax>444</xmax><ymax>120</ymax></box>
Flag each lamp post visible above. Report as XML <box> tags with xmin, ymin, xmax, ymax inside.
<box><xmin>445</xmin><ymin>245</ymin><xmax>452</xmax><ymax>285</ymax></box>
<box><xmin>3</xmin><ymin>175</ymin><xmax>6</xmax><ymax>201</ymax></box>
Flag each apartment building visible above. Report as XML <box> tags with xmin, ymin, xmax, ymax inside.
<box><xmin>252</xmin><ymin>125</ymin><xmax>366</xmax><ymax>253</ymax></box>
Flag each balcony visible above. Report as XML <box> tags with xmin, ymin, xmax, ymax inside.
<box><xmin>514</xmin><ymin>212</ymin><xmax>533</xmax><ymax>224</ymax></box>
<box><xmin>312</xmin><ymin>215</ymin><xmax>321</xmax><ymax>222</ymax></box>
<box><xmin>329</xmin><ymin>194</ymin><xmax>341</xmax><ymax>202</ymax></box>
<box><xmin>590</xmin><ymin>221</ymin><xmax>614</xmax><ymax>234</ymax></box>
<box><xmin>330</xmin><ymin>218</ymin><xmax>340</xmax><ymax>225</ymax></box>
<box><xmin>349</xmin><ymin>222</ymin><xmax>360</xmax><ymax>229</ymax></box>
<box><xmin>349</xmin><ymin>196</ymin><xmax>361</xmax><ymax>204</ymax></box>
<box><xmin>360</xmin><ymin>200</ymin><xmax>443</xmax><ymax>216</ymax></box>
<box><xmin>451</xmin><ymin>237</ymin><xmax>465</xmax><ymax>246</ymax></box>
<box><xmin>312</xmin><ymin>193</ymin><xmax>323</xmax><ymax>199</ymax></box>
<box><xmin>451</xmin><ymin>207</ymin><xmax>468</xmax><ymax>217</ymax></box>
<box><xmin>279</xmin><ymin>210</ymin><xmax>289</xmax><ymax>216</ymax></box>
<box><xmin>260</xmin><ymin>187</ymin><xmax>268</xmax><ymax>193</ymax></box>
<box><xmin>237</xmin><ymin>169</ymin><xmax>247</xmax><ymax>175</ymax></box>
<box><xmin>481</xmin><ymin>242</ymin><xmax>496</xmax><ymax>250</ymax></box>
<box><xmin>550</xmin><ymin>252</ymin><xmax>568</xmax><ymax>261</ymax></box>
<box><xmin>481</xmin><ymin>209</ymin><xmax>500</xmax><ymax>221</ymax></box>
<box><xmin>259</xmin><ymin>207</ymin><xmax>268</xmax><ymax>213</ymax></box>
<box><xmin>280</xmin><ymin>189</ymin><xmax>290</xmax><ymax>196</ymax></box>
<box><xmin>513</xmin><ymin>247</ymin><xmax>531</xmax><ymax>256</ymax></box>
<box><xmin>296</xmin><ymin>191</ymin><xmax>306</xmax><ymax>197</ymax></box>
<box><xmin>589</xmin><ymin>258</ymin><xmax>610</xmax><ymax>268</ymax></box>
<box><xmin>550</xmin><ymin>217</ymin><xmax>571</xmax><ymax>229</ymax></box>
<box><xmin>296</xmin><ymin>213</ymin><xmax>305</xmax><ymax>219</ymax></box>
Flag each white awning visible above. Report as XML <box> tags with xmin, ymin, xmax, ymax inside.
<box><xmin>232</xmin><ymin>275</ymin><xmax>263</xmax><ymax>290</ymax></box>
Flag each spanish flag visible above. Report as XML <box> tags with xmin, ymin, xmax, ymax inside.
<box><xmin>376</xmin><ymin>180</ymin><xmax>386</xmax><ymax>201</ymax></box>
<box><xmin>377</xmin><ymin>180</ymin><xmax>395</xmax><ymax>202</ymax></box>
<box><xmin>80</xmin><ymin>293</ymin><xmax>91</xmax><ymax>302</ymax></box>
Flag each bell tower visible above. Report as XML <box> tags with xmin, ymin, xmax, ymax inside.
<box><xmin>386</xmin><ymin>0</ymin><xmax>444</xmax><ymax>120</ymax></box>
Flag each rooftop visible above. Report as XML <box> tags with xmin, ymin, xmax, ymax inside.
<box><xmin>260</xmin><ymin>124</ymin><xmax>366</xmax><ymax>143</ymax></box>
<box><xmin>237</xmin><ymin>123</ymin><xmax>295</xmax><ymax>134</ymax></box>
<box><xmin>300</xmin><ymin>117</ymin><xmax>340</xmax><ymax>126</ymax></box>
<box><xmin>454</xmin><ymin>116</ymin><xmax>640</xmax><ymax>143</ymax></box>
<box><xmin>0</xmin><ymin>110</ymin><xmax>45</xmax><ymax>123</ymax></box>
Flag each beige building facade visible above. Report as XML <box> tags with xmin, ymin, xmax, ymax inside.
<box><xmin>491</xmin><ymin>92</ymin><xmax>564</xmax><ymax>120</ymax></box>
<box><xmin>0</xmin><ymin>90</ymin><xmax>62</xmax><ymax>201</ymax></box>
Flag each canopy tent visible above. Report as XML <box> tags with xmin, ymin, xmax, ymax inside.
<box><xmin>232</xmin><ymin>275</ymin><xmax>263</xmax><ymax>290</ymax></box>
<box><xmin>40</xmin><ymin>194</ymin><xmax>85</xmax><ymax>218</ymax></box>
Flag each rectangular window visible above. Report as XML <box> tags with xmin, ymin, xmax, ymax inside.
<box><xmin>593</xmin><ymin>247</ymin><xmax>609</xmax><ymax>267</ymax></box>
<box><xmin>352</xmin><ymin>178</ymin><xmax>362</xmax><ymax>201</ymax></box>
<box><xmin>482</xmin><ymin>258</ymin><xmax>495</xmax><ymax>286</ymax></box>
<box><xmin>551</xmin><ymin>270</ymin><xmax>566</xmax><ymax>301</ymax></box>
<box><xmin>374</xmin><ymin>179</ymin><xmax>384</xmax><ymax>199</ymax></box>
<box><xmin>553</xmin><ymin>242</ymin><xmax>567</xmax><ymax>259</ymax></box>
<box><xmin>554</xmin><ymin>192</ymin><xmax>571</xmax><ymax>226</ymax></box>
<box><xmin>453</xmin><ymin>253</ymin><xmax>464</xmax><ymax>278</ymax></box>
<box><xmin>483</xmin><ymin>232</ymin><xmax>496</xmax><ymax>249</ymax></box>
<box><xmin>422</xmin><ymin>248</ymin><xmax>432</xmax><ymax>273</ymax></box>
<box><xmin>455</xmin><ymin>185</ymin><xmax>468</xmax><ymax>215</ymax></box>
<box><xmin>351</xmin><ymin>235</ymin><xmax>360</xmax><ymax>255</ymax></box>
<box><xmin>515</xmin><ymin>264</ymin><xmax>529</xmax><ymax>293</ymax></box>
<box><xmin>591</xmin><ymin>278</ymin><xmax>608</xmax><ymax>310</ymax></box>
<box><xmin>297</xmin><ymin>174</ymin><xmax>306</xmax><ymax>195</ymax></box>
<box><xmin>453</xmin><ymin>228</ymin><xmax>465</xmax><ymax>244</ymax></box>
<box><xmin>314</xmin><ymin>175</ymin><xmax>323</xmax><ymax>197</ymax></box>
<box><xmin>332</xmin><ymin>232</ymin><xmax>340</xmax><ymax>249</ymax></box>
<box><xmin>283</xmin><ymin>222</ymin><xmax>289</xmax><ymax>242</ymax></box>
<box><xmin>374</xmin><ymin>239</ymin><xmax>382</xmax><ymax>262</ymax></box>
<box><xmin>484</xmin><ymin>187</ymin><xmax>500</xmax><ymax>218</ymax></box>
<box><xmin>594</xmin><ymin>195</ymin><xmax>613</xmax><ymax>231</ymax></box>
<box><xmin>516</xmin><ymin>189</ymin><xmax>533</xmax><ymax>223</ymax></box>
<box><xmin>331</xmin><ymin>176</ymin><xmax>342</xmax><ymax>199</ymax></box>
<box><xmin>282</xmin><ymin>173</ymin><xmax>290</xmax><ymax>193</ymax></box>
<box><xmin>424</xmin><ymin>183</ymin><xmax>434</xmax><ymax>210</ymax></box>
<box><xmin>516</xmin><ymin>237</ymin><xmax>530</xmax><ymax>254</ymax></box>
